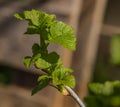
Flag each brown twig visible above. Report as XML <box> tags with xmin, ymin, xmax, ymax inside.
<box><xmin>65</xmin><ymin>86</ymin><xmax>86</xmax><ymax>107</ymax></box>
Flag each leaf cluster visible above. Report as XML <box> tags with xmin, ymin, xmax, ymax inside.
<box><xmin>84</xmin><ymin>81</ymin><xmax>120</xmax><ymax>107</ymax></box>
<box><xmin>14</xmin><ymin>10</ymin><xmax>76</xmax><ymax>95</ymax></box>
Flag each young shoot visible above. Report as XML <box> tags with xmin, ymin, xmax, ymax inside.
<box><xmin>14</xmin><ymin>9</ymin><xmax>85</xmax><ymax>107</ymax></box>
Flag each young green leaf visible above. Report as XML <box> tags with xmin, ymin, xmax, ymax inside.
<box><xmin>61</xmin><ymin>75</ymin><xmax>75</xmax><ymax>88</ymax></box>
<box><xmin>43</xmin><ymin>52</ymin><xmax>60</xmax><ymax>63</ymax></box>
<box><xmin>31</xmin><ymin>53</ymin><xmax>41</xmax><ymax>62</ymax></box>
<box><xmin>25</xmin><ymin>25</ymin><xmax>40</xmax><ymax>34</ymax></box>
<box><xmin>14</xmin><ymin>9</ymin><xmax>56</xmax><ymax>27</ymax></box>
<box><xmin>37</xmin><ymin>75</ymin><xmax>51</xmax><ymax>82</ymax></box>
<box><xmin>22</xmin><ymin>56</ymin><xmax>32</xmax><ymax>68</ymax></box>
<box><xmin>34</xmin><ymin>52</ymin><xmax>60</xmax><ymax>70</ymax></box>
<box><xmin>52</xmin><ymin>67</ymin><xmax>75</xmax><ymax>88</ymax></box>
<box><xmin>14</xmin><ymin>10</ymin><xmax>76</xmax><ymax>50</ymax></box>
<box><xmin>35</xmin><ymin>58</ymin><xmax>51</xmax><ymax>69</ymax></box>
<box><xmin>14</xmin><ymin>9</ymin><xmax>56</xmax><ymax>37</ymax></box>
<box><xmin>32</xmin><ymin>75</ymin><xmax>50</xmax><ymax>95</ymax></box>
<box><xmin>48</xmin><ymin>21</ymin><xmax>76</xmax><ymax>50</ymax></box>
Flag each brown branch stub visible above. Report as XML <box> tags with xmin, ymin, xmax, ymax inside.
<box><xmin>64</xmin><ymin>86</ymin><xmax>86</xmax><ymax>107</ymax></box>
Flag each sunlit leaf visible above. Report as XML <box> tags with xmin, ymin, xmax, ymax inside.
<box><xmin>14</xmin><ymin>9</ymin><xmax>56</xmax><ymax>27</ymax></box>
<box><xmin>52</xmin><ymin>67</ymin><xmax>75</xmax><ymax>88</ymax></box>
<box><xmin>48</xmin><ymin>21</ymin><xmax>76</xmax><ymax>50</ymax></box>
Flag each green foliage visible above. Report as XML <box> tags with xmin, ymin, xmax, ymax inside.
<box><xmin>85</xmin><ymin>81</ymin><xmax>120</xmax><ymax>107</ymax></box>
<box><xmin>86</xmin><ymin>34</ymin><xmax>120</xmax><ymax>107</ymax></box>
<box><xmin>89</xmin><ymin>81</ymin><xmax>120</xmax><ymax>95</ymax></box>
<box><xmin>14</xmin><ymin>9</ymin><xmax>76</xmax><ymax>50</ymax></box>
<box><xmin>34</xmin><ymin>52</ymin><xmax>60</xmax><ymax>70</ymax></box>
<box><xmin>32</xmin><ymin>75</ymin><xmax>50</xmax><ymax>95</ymax></box>
<box><xmin>48</xmin><ymin>21</ymin><xmax>76</xmax><ymax>50</ymax></box>
<box><xmin>110</xmin><ymin>34</ymin><xmax>120</xmax><ymax>65</ymax></box>
<box><xmin>14</xmin><ymin>9</ymin><xmax>76</xmax><ymax>95</ymax></box>
<box><xmin>52</xmin><ymin>67</ymin><xmax>75</xmax><ymax>88</ymax></box>
<box><xmin>23</xmin><ymin>56</ymin><xmax>32</xmax><ymax>68</ymax></box>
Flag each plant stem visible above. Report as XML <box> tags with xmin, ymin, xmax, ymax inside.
<box><xmin>65</xmin><ymin>86</ymin><xmax>86</xmax><ymax>107</ymax></box>
<box><xmin>40</xmin><ymin>35</ymin><xmax>48</xmax><ymax>54</ymax></box>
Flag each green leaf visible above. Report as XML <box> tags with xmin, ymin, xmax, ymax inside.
<box><xmin>14</xmin><ymin>9</ymin><xmax>56</xmax><ymax>27</ymax></box>
<box><xmin>63</xmin><ymin>68</ymin><xmax>73</xmax><ymax>73</ymax></box>
<box><xmin>35</xmin><ymin>58</ymin><xmax>51</xmax><ymax>69</ymax></box>
<box><xmin>37</xmin><ymin>75</ymin><xmax>51</xmax><ymax>82</ymax></box>
<box><xmin>22</xmin><ymin>56</ymin><xmax>32</xmax><ymax>68</ymax></box>
<box><xmin>25</xmin><ymin>25</ymin><xmax>40</xmax><ymax>34</ymax></box>
<box><xmin>34</xmin><ymin>52</ymin><xmax>60</xmax><ymax>70</ymax></box>
<box><xmin>14</xmin><ymin>9</ymin><xmax>56</xmax><ymax>38</ymax></box>
<box><xmin>32</xmin><ymin>53</ymin><xmax>41</xmax><ymax>62</ymax></box>
<box><xmin>110</xmin><ymin>34</ymin><xmax>120</xmax><ymax>65</ymax></box>
<box><xmin>62</xmin><ymin>75</ymin><xmax>75</xmax><ymax>88</ymax></box>
<box><xmin>32</xmin><ymin>43</ymin><xmax>40</xmax><ymax>55</ymax></box>
<box><xmin>14</xmin><ymin>13</ymin><xmax>25</xmax><ymax>20</ymax></box>
<box><xmin>52</xmin><ymin>69</ymin><xmax>63</xmax><ymax>85</ymax></box>
<box><xmin>14</xmin><ymin>10</ymin><xmax>76</xmax><ymax>51</ymax></box>
<box><xmin>32</xmin><ymin>75</ymin><xmax>49</xmax><ymax>95</ymax></box>
<box><xmin>48</xmin><ymin>21</ymin><xmax>76</xmax><ymax>50</ymax></box>
<box><xmin>52</xmin><ymin>67</ymin><xmax>75</xmax><ymax>88</ymax></box>
<box><xmin>43</xmin><ymin>52</ymin><xmax>60</xmax><ymax>63</ymax></box>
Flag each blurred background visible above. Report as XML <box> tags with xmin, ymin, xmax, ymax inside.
<box><xmin>0</xmin><ymin>0</ymin><xmax>120</xmax><ymax>107</ymax></box>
